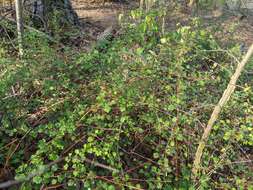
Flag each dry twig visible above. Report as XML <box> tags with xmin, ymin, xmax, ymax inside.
<box><xmin>192</xmin><ymin>44</ymin><xmax>253</xmax><ymax>180</ymax></box>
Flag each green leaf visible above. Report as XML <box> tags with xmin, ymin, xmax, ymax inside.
<box><xmin>103</xmin><ymin>103</ymin><xmax>111</xmax><ymax>113</ymax></box>
<box><xmin>33</xmin><ymin>176</ymin><xmax>42</xmax><ymax>184</ymax></box>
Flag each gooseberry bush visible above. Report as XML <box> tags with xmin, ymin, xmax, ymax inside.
<box><xmin>0</xmin><ymin>9</ymin><xmax>253</xmax><ymax>189</ymax></box>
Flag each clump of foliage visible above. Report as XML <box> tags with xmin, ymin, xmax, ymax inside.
<box><xmin>0</xmin><ymin>8</ymin><xmax>253</xmax><ymax>190</ymax></box>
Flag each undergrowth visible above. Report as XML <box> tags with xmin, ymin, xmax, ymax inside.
<box><xmin>0</xmin><ymin>9</ymin><xmax>253</xmax><ymax>190</ymax></box>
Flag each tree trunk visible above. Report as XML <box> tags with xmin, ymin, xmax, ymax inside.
<box><xmin>15</xmin><ymin>0</ymin><xmax>24</xmax><ymax>56</ymax></box>
<box><xmin>140</xmin><ymin>0</ymin><xmax>144</xmax><ymax>10</ymax></box>
<box><xmin>188</xmin><ymin>0</ymin><xmax>199</xmax><ymax>15</ymax></box>
<box><xmin>41</xmin><ymin>0</ymin><xmax>79</xmax><ymax>26</ymax></box>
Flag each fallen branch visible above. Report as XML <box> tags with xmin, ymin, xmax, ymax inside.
<box><xmin>0</xmin><ymin>16</ymin><xmax>54</xmax><ymax>41</ymax></box>
<box><xmin>0</xmin><ymin>16</ymin><xmax>70</xmax><ymax>52</ymax></box>
<box><xmin>0</xmin><ymin>156</ymin><xmax>119</xmax><ymax>189</ymax></box>
<box><xmin>97</xmin><ymin>25</ymin><xmax>115</xmax><ymax>43</ymax></box>
<box><xmin>83</xmin><ymin>157</ymin><xmax>119</xmax><ymax>173</ymax></box>
<box><xmin>192</xmin><ymin>44</ymin><xmax>253</xmax><ymax>180</ymax></box>
<box><xmin>0</xmin><ymin>158</ymin><xmax>63</xmax><ymax>189</ymax></box>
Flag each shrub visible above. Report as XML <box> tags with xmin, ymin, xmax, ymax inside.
<box><xmin>0</xmin><ymin>9</ymin><xmax>252</xmax><ymax>189</ymax></box>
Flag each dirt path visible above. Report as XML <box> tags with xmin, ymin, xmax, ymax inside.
<box><xmin>70</xmin><ymin>0</ymin><xmax>137</xmax><ymax>50</ymax></box>
<box><xmin>72</xmin><ymin>1</ymin><xmax>137</xmax><ymax>29</ymax></box>
<box><xmin>72</xmin><ymin>1</ymin><xmax>123</xmax><ymax>28</ymax></box>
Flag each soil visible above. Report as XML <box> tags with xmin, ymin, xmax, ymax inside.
<box><xmin>70</xmin><ymin>0</ymin><xmax>137</xmax><ymax>50</ymax></box>
<box><xmin>72</xmin><ymin>1</ymin><xmax>129</xmax><ymax>28</ymax></box>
